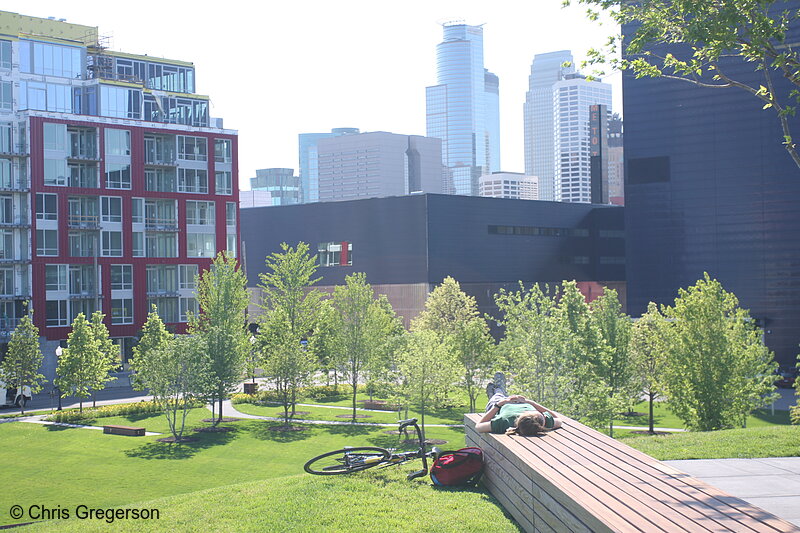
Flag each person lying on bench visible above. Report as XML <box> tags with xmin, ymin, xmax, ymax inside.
<box><xmin>474</xmin><ymin>372</ymin><xmax>562</xmax><ymax>436</ymax></box>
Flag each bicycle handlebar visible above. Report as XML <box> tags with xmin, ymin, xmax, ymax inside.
<box><xmin>398</xmin><ymin>418</ymin><xmax>418</xmax><ymax>430</ymax></box>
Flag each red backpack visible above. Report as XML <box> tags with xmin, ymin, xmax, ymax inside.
<box><xmin>430</xmin><ymin>447</ymin><xmax>484</xmax><ymax>487</ymax></box>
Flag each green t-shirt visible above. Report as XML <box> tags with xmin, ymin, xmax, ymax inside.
<box><xmin>490</xmin><ymin>403</ymin><xmax>554</xmax><ymax>434</ymax></box>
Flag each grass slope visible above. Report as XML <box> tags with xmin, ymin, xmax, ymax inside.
<box><xmin>21</xmin><ymin>469</ymin><xmax>520</xmax><ymax>532</ymax></box>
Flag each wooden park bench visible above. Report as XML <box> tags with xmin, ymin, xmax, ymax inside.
<box><xmin>464</xmin><ymin>413</ymin><xmax>800</xmax><ymax>533</ymax></box>
<box><xmin>103</xmin><ymin>424</ymin><xmax>145</xmax><ymax>437</ymax></box>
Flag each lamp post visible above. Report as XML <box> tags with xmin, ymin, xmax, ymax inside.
<box><xmin>55</xmin><ymin>345</ymin><xmax>62</xmax><ymax>411</ymax></box>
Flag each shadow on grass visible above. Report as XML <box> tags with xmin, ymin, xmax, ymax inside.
<box><xmin>245</xmin><ymin>420</ymin><xmax>313</xmax><ymax>443</ymax></box>
<box><xmin>750</xmin><ymin>409</ymin><xmax>791</xmax><ymax>425</ymax></box>
<box><xmin>125</xmin><ymin>426</ymin><xmax>238</xmax><ymax>460</ymax></box>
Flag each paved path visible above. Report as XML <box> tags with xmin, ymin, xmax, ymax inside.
<box><xmin>664</xmin><ymin>457</ymin><xmax>800</xmax><ymax>528</ymax></box>
<box><xmin>2</xmin><ymin>414</ymin><xmax>161</xmax><ymax>435</ymax></box>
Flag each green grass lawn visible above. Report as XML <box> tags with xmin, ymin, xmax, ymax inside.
<box><xmin>20</xmin><ymin>469</ymin><xmax>520</xmax><ymax>532</ymax></box>
<box><xmin>0</xmin><ymin>408</ymin><xmax>468</xmax><ymax>528</ymax></box>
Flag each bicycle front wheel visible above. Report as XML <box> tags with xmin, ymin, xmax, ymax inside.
<box><xmin>304</xmin><ymin>446</ymin><xmax>391</xmax><ymax>475</ymax></box>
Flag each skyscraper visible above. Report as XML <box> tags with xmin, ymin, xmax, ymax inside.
<box><xmin>426</xmin><ymin>22</ymin><xmax>500</xmax><ymax>196</ymax></box>
<box><xmin>298</xmin><ymin>127</ymin><xmax>359</xmax><ymax>203</ymax></box>
<box><xmin>0</xmin><ymin>10</ymin><xmax>238</xmax><ymax>379</ymax></box>
<box><xmin>250</xmin><ymin>168</ymin><xmax>301</xmax><ymax>206</ymax></box>
<box><xmin>524</xmin><ymin>50</ymin><xmax>575</xmax><ymax>201</ymax></box>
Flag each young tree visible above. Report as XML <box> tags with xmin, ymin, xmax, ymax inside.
<box><xmin>569</xmin><ymin>0</ymin><xmax>800</xmax><ymax>169</ymax></box>
<box><xmin>131</xmin><ymin>333</ymin><xmax>212</xmax><ymax>443</ymax></box>
<box><xmin>193</xmin><ymin>252</ymin><xmax>250</xmax><ymax>426</ymax></box>
<box><xmin>55</xmin><ymin>313</ymin><xmax>103</xmax><ymax>413</ymax></box>
<box><xmin>256</xmin><ymin>242</ymin><xmax>322</xmax><ymax>425</ymax></box>
<box><xmin>328</xmin><ymin>272</ymin><xmax>402</xmax><ymax>420</ymax></box>
<box><xmin>395</xmin><ymin>329</ymin><xmax>459</xmax><ymax>440</ymax></box>
<box><xmin>590</xmin><ymin>287</ymin><xmax>633</xmax><ymax>437</ymax></box>
<box><xmin>629</xmin><ymin>302</ymin><xmax>668</xmax><ymax>434</ymax></box>
<box><xmin>661</xmin><ymin>273</ymin><xmax>778</xmax><ymax>431</ymax></box>
<box><xmin>412</xmin><ymin>276</ymin><xmax>478</xmax><ymax>336</ymax></box>
<box><xmin>0</xmin><ymin>312</ymin><xmax>45</xmax><ymax>414</ymax></box>
<box><xmin>88</xmin><ymin>311</ymin><xmax>119</xmax><ymax>407</ymax></box>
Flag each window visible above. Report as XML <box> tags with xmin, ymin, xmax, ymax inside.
<box><xmin>145</xmin><ymin>232</ymin><xmax>177</xmax><ymax>258</ymax></box>
<box><xmin>131</xmin><ymin>198</ymin><xmax>144</xmax><ymax>224</ymax></box>
<box><xmin>145</xmin><ymin>199</ymin><xmax>177</xmax><ymax>227</ymax></box>
<box><xmin>36</xmin><ymin>229</ymin><xmax>58</xmax><ymax>256</ymax></box>
<box><xmin>186</xmin><ymin>201</ymin><xmax>215</xmax><ymax>225</ymax></box>
<box><xmin>147</xmin><ymin>297</ymin><xmax>178</xmax><ymax>323</ymax></box>
<box><xmin>46</xmin><ymin>299</ymin><xmax>69</xmax><ymax>327</ymax></box>
<box><xmin>0</xmin><ymin>229</ymin><xmax>12</xmax><ymax>260</ymax></box>
<box><xmin>0</xmin><ymin>81</ymin><xmax>11</xmax><ymax>112</ymax></box>
<box><xmin>101</xmin><ymin>231</ymin><xmax>122</xmax><ymax>257</ymax></box>
<box><xmin>226</xmin><ymin>202</ymin><xmax>236</xmax><ymax>226</ymax></box>
<box><xmin>0</xmin><ymin>268</ymin><xmax>13</xmax><ymax>295</ymax></box>
<box><xmin>145</xmin><ymin>168</ymin><xmax>176</xmax><ymax>192</ymax></box>
<box><xmin>44</xmin><ymin>159</ymin><xmax>68</xmax><ymax>186</ymax></box>
<box><xmin>144</xmin><ymin>135</ymin><xmax>175</xmax><ymax>165</ymax></box>
<box><xmin>69</xmin><ymin>231</ymin><xmax>95</xmax><ymax>257</ymax></box>
<box><xmin>111</xmin><ymin>298</ymin><xmax>133</xmax><ymax>324</ymax></box>
<box><xmin>214</xmin><ymin>139</ymin><xmax>231</xmax><ymax>163</ymax></box>
<box><xmin>46</xmin><ymin>264</ymin><xmax>68</xmax><ymax>291</ymax></box>
<box><xmin>177</xmin><ymin>168</ymin><xmax>208</xmax><ymax>193</ymax></box>
<box><xmin>105</xmin><ymin>129</ymin><xmax>131</xmax><ymax>156</ymax></box>
<box><xmin>0</xmin><ymin>40</ymin><xmax>11</xmax><ymax>70</ymax></box>
<box><xmin>68</xmin><ymin>128</ymin><xmax>97</xmax><ymax>159</ymax></box>
<box><xmin>317</xmin><ymin>241</ymin><xmax>352</xmax><ymax>267</ymax></box>
<box><xmin>0</xmin><ymin>195</ymin><xmax>12</xmax><ymax>224</ymax></box>
<box><xmin>101</xmin><ymin>196</ymin><xmax>122</xmax><ymax>223</ymax></box>
<box><xmin>69</xmin><ymin>265</ymin><xmax>97</xmax><ymax>296</ymax></box>
<box><xmin>147</xmin><ymin>265</ymin><xmax>178</xmax><ymax>294</ymax></box>
<box><xmin>132</xmin><ymin>232</ymin><xmax>144</xmax><ymax>257</ymax></box>
<box><xmin>186</xmin><ymin>233</ymin><xmax>216</xmax><ymax>258</ymax></box>
<box><xmin>110</xmin><ymin>264</ymin><xmax>133</xmax><ymax>291</ymax></box>
<box><xmin>226</xmin><ymin>234</ymin><xmax>237</xmax><ymax>258</ymax></box>
<box><xmin>36</xmin><ymin>193</ymin><xmax>58</xmax><ymax>220</ymax></box>
<box><xmin>177</xmin><ymin>136</ymin><xmax>207</xmax><ymax>161</ymax></box>
<box><xmin>215</xmin><ymin>171</ymin><xmax>232</xmax><ymax>195</ymax></box>
<box><xmin>179</xmin><ymin>264</ymin><xmax>198</xmax><ymax>289</ymax></box>
<box><xmin>20</xmin><ymin>40</ymin><xmax>82</xmax><ymax>78</ymax></box>
<box><xmin>67</xmin><ymin>196</ymin><xmax>98</xmax><ymax>227</ymax></box>
<box><xmin>179</xmin><ymin>297</ymin><xmax>198</xmax><ymax>322</ymax></box>
<box><xmin>105</xmin><ymin>163</ymin><xmax>131</xmax><ymax>189</ymax></box>
<box><xmin>68</xmin><ymin>163</ymin><xmax>98</xmax><ymax>188</ymax></box>
<box><xmin>99</xmin><ymin>85</ymin><xmax>141</xmax><ymax>120</ymax></box>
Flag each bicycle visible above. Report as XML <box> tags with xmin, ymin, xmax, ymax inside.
<box><xmin>303</xmin><ymin>418</ymin><xmax>441</xmax><ymax>480</ymax></box>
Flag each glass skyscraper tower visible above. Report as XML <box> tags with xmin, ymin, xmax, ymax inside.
<box><xmin>426</xmin><ymin>23</ymin><xmax>500</xmax><ymax>196</ymax></box>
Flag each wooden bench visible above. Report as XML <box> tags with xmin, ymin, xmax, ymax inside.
<box><xmin>465</xmin><ymin>413</ymin><xmax>800</xmax><ymax>533</ymax></box>
<box><xmin>103</xmin><ymin>425</ymin><xmax>145</xmax><ymax>437</ymax></box>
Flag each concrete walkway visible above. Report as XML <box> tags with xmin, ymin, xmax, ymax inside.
<box><xmin>1</xmin><ymin>413</ymin><xmax>161</xmax><ymax>436</ymax></box>
<box><xmin>664</xmin><ymin>457</ymin><xmax>800</xmax><ymax>528</ymax></box>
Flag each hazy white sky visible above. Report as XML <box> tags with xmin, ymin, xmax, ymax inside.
<box><xmin>10</xmin><ymin>1</ymin><xmax>621</xmax><ymax>187</ymax></box>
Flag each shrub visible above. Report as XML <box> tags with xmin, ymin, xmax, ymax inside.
<box><xmin>44</xmin><ymin>400</ymin><xmax>204</xmax><ymax>423</ymax></box>
<box><xmin>231</xmin><ymin>390</ymin><xmax>284</xmax><ymax>405</ymax></box>
<box><xmin>791</xmin><ymin>404</ymin><xmax>799</xmax><ymax>425</ymax></box>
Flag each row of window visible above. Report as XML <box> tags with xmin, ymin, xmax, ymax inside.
<box><xmin>45</xmin><ymin>263</ymin><xmax>198</xmax><ymax>292</ymax></box>
<box><xmin>488</xmin><ymin>225</ymin><xmax>591</xmax><ymax>237</ymax></box>
<box><xmin>45</xmin><ymin>295</ymin><xmax>197</xmax><ymax>326</ymax></box>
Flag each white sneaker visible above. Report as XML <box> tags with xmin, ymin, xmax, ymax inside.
<box><xmin>493</xmin><ymin>372</ymin><xmax>507</xmax><ymax>395</ymax></box>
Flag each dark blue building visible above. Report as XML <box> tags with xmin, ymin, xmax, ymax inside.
<box><xmin>241</xmin><ymin>194</ymin><xmax>625</xmax><ymax>329</ymax></box>
<box><xmin>623</xmin><ymin>17</ymin><xmax>800</xmax><ymax>366</ymax></box>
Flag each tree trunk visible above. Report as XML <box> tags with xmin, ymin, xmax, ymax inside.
<box><xmin>79</xmin><ymin>399</ymin><xmax>83</xmax><ymax>413</ymax></box>
<box><xmin>648</xmin><ymin>392</ymin><xmax>655</xmax><ymax>434</ymax></box>
<box><xmin>352</xmin><ymin>375</ymin><xmax>358</xmax><ymax>421</ymax></box>
<box><xmin>218</xmin><ymin>395</ymin><xmax>223</xmax><ymax>425</ymax></box>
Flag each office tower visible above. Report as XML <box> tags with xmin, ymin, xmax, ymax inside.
<box><xmin>623</xmin><ymin>11</ymin><xmax>800</xmax><ymax>367</ymax></box>
<box><xmin>553</xmin><ymin>74</ymin><xmax>612</xmax><ymax>203</ymax></box>
<box><xmin>478</xmin><ymin>172</ymin><xmax>538</xmax><ymax>200</ymax></box>
<box><xmin>523</xmin><ymin>51</ymin><xmax>575</xmax><ymax>201</ymax></box>
<box><xmin>607</xmin><ymin>114</ymin><xmax>624</xmax><ymax>204</ymax></box>
<box><xmin>0</xmin><ymin>11</ymin><xmax>238</xmax><ymax>379</ymax></box>
<box><xmin>316</xmin><ymin>131</ymin><xmax>442</xmax><ymax>202</ymax></box>
<box><xmin>250</xmin><ymin>168</ymin><xmax>301</xmax><ymax>206</ymax></box>
<box><xmin>298</xmin><ymin>127</ymin><xmax>359</xmax><ymax>203</ymax></box>
<box><xmin>426</xmin><ymin>22</ymin><xmax>500</xmax><ymax>196</ymax></box>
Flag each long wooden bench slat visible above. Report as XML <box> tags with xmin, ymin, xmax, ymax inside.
<box><xmin>514</xmin><ymin>430</ymin><xmax>711</xmax><ymax>533</ymax></box>
<box><xmin>466</xmin><ymin>413</ymin><xmax>800</xmax><ymax>533</ymax></box>
<box><xmin>560</xmin><ymin>420</ymin><xmax>796</xmax><ymax>533</ymax></box>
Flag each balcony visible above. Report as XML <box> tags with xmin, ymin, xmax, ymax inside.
<box><xmin>144</xmin><ymin>157</ymin><xmax>177</xmax><ymax>167</ymax></box>
<box><xmin>0</xmin><ymin>145</ymin><xmax>29</xmax><ymax>158</ymax></box>
<box><xmin>67</xmin><ymin>153</ymin><xmax>101</xmax><ymax>163</ymax></box>
<box><xmin>68</xmin><ymin>215</ymin><xmax>101</xmax><ymax>230</ymax></box>
<box><xmin>146</xmin><ymin>288</ymin><xmax>179</xmax><ymax>298</ymax></box>
<box><xmin>0</xmin><ymin>179</ymin><xmax>30</xmax><ymax>192</ymax></box>
<box><xmin>0</xmin><ymin>293</ymin><xmax>31</xmax><ymax>301</ymax></box>
<box><xmin>0</xmin><ymin>217</ymin><xmax>30</xmax><ymax>229</ymax></box>
<box><xmin>0</xmin><ymin>317</ymin><xmax>22</xmax><ymax>336</ymax></box>
<box><xmin>68</xmin><ymin>291</ymin><xmax>101</xmax><ymax>300</ymax></box>
<box><xmin>145</xmin><ymin>217</ymin><xmax>179</xmax><ymax>232</ymax></box>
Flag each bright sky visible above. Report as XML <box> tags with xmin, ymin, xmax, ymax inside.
<box><xmin>10</xmin><ymin>1</ymin><xmax>621</xmax><ymax>188</ymax></box>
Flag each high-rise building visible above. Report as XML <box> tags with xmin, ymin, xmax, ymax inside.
<box><xmin>478</xmin><ymin>172</ymin><xmax>538</xmax><ymax>200</ymax></box>
<box><xmin>426</xmin><ymin>22</ymin><xmax>500</xmax><ymax>196</ymax></box>
<box><xmin>0</xmin><ymin>11</ymin><xmax>239</xmax><ymax>380</ymax></box>
<box><xmin>523</xmin><ymin>50</ymin><xmax>575</xmax><ymax>201</ymax></box>
<box><xmin>607</xmin><ymin>114</ymin><xmax>624</xmax><ymax>204</ymax></box>
<box><xmin>316</xmin><ymin>131</ymin><xmax>442</xmax><ymax>202</ymax></box>
<box><xmin>250</xmin><ymin>168</ymin><xmax>300</xmax><ymax>206</ymax></box>
<box><xmin>298</xmin><ymin>127</ymin><xmax>359</xmax><ymax>203</ymax></box>
<box><xmin>553</xmin><ymin>75</ymin><xmax>612</xmax><ymax>203</ymax></box>
<box><xmin>623</xmin><ymin>10</ymin><xmax>800</xmax><ymax>367</ymax></box>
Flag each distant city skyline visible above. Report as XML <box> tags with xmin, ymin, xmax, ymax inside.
<box><xmin>4</xmin><ymin>1</ymin><xmax>622</xmax><ymax>185</ymax></box>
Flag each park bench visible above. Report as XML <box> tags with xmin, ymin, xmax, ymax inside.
<box><xmin>464</xmin><ymin>413</ymin><xmax>799</xmax><ymax>533</ymax></box>
<box><xmin>103</xmin><ymin>424</ymin><xmax>145</xmax><ymax>437</ymax></box>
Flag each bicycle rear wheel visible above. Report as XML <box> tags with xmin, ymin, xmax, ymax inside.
<box><xmin>304</xmin><ymin>446</ymin><xmax>391</xmax><ymax>475</ymax></box>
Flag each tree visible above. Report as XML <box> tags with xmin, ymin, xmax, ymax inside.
<box><xmin>629</xmin><ymin>302</ymin><xmax>669</xmax><ymax>434</ymax></box>
<box><xmin>590</xmin><ymin>287</ymin><xmax>634</xmax><ymax>437</ymax></box>
<box><xmin>328</xmin><ymin>272</ymin><xmax>402</xmax><ymax>420</ymax></box>
<box><xmin>661</xmin><ymin>273</ymin><xmax>778</xmax><ymax>431</ymax></box>
<box><xmin>395</xmin><ymin>329</ymin><xmax>459</xmax><ymax>440</ymax></box>
<box><xmin>193</xmin><ymin>252</ymin><xmax>250</xmax><ymax>426</ymax></box>
<box><xmin>256</xmin><ymin>242</ymin><xmax>322</xmax><ymax>426</ymax></box>
<box><xmin>791</xmin><ymin>351</ymin><xmax>800</xmax><ymax>425</ymax></box>
<box><xmin>570</xmin><ymin>0</ymin><xmax>800</xmax><ymax>168</ymax></box>
<box><xmin>55</xmin><ymin>313</ymin><xmax>104</xmax><ymax>413</ymax></box>
<box><xmin>88</xmin><ymin>311</ymin><xmax>119</xmax><ymax>407</ymax></box>
<box><xmin>412</xmin><ymin>277</ymin><xmax>493</xmax><ymax>413</ymax></box>
<box><xmin>0</xmin><ymin>311</ymin><xmax>45</xmax><ymax>414</ymax></box>
<box><xmin>131</xmin><ymin>332</ymin><xmax>212</xmax><ymax>443</ymax></box>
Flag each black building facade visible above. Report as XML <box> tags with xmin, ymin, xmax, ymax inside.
<box><xmin>241</xmin><ymin>194</ymin><xmax>625</xmax><ymax>328</ymax></box>
<box><xmin>623</xmin><ymin>16</ymin><xmax>800</xmax><ymax>366</ymax></box>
